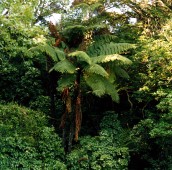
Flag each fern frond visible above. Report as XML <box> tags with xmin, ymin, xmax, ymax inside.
<box><xmin>84</xmin><ymin>74</ymin><xmax>106</xmax><ymax>97</ymax></box>
<box><xmin>108</xmin><ymin>72</ymin><xmax>116</xmax><ymax>83</ymax></box>
<box><xmin>84</xmin><ymin>64</ymin><xmax>108</xmax><ymax>77</ymax></box>
<box><xmin>68</xmin><ymin>51</ymin><xmax>91</xmax><ymax>64</ymax></box>
<box><xmin>54</xmin><ymin>48</ymin><xmax>65</xmax><ymax>61</ymax></box>
<box><xmin>84</xmin><ymin>74</ymin><xmax>119</xmax><ymax>102</ymax></box>
<box><xmin>87</xmin><ymin>42</ymin><xmax>134</xmax><ymax>57</ymax></box>
<box><xmin>58</xmin><ymin>74</ymin><xmax>76</xmax><ymax>91</ymax></box>
<box><xmin>44</xmin><ymin>44</ymin><xmax>58</xmax><ymax>61</ymax></box>
<box><xmin>92</xmin><ymin>54</ymin><xmax>132</xmax><ymax>65</ymax></box>
<box><xmin>30</xmin><ymin>43</ymin><xmax>65</xmax><ymax>62</ymax></box>
<box><xmin>105</xmin><ymin>82</ymin><xmax>119</xmax><ymax>102</ymax></box>
<box><xmin>113</xmin><ymin>66</ymin><xmax>130</xmax><ymax>79</ymax></box>
<box><xmin>49</xmin><ymin>60</ymin><xmax>76</xmax><ymax>74</ymax></box>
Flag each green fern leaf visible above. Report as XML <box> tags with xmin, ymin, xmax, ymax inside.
<box><xmin>108</xmin><ymin>72</ymin><xmax>116</xmax><ymax>83</ymax></box>
<box><xmin>30</xmin><ymin>43</ymin><xmax>66</xmax><ymax>62</ymax></box>
<box><xmin>54</xmin><ymin>48</ymin><xmax>65</xmax><ymax>61</ymax></box>
<box><xmin>84</xmin><ymin>64</ymin><xmax>108</xmax><ymax>77</ymax></box>
<box><xmin>43</xmin><ymin>44</ymin><xmax>57</xmax><ymax>61</ymax></box>
<box><xmin>68</xmin><ymin>51</ymin><xmax>91</xmax><ymax>64</ymax></box>
<box><xmin>49</xmin><ymin>60</ymin><xmax>76</xmax><ymax>74</ymax></box>
<box><xmin>87</xmin><ymin>36</ymin><xmax>134</xmax><ymax>57</ymax></box>
<box><xmin>58</xmin><ymin>74</ymin><xmax>76</xmax><ymax>91</ymax></box>
<box><xmin>105</xmin><ymin>82</ymin><xmax>119</xmax><ymax>102</ymax></box>
<box><xmin>84</xmin><ymin>74</ymin><xmax>106</xmax><ymax>97</ymax></box>
<box><xmin>113</xmin><ymin>66</ymin><xmax>130</xmax><ymax>79</ymax></box>
<box><xmin>84</xmin><ymin>74</ymin><xmax>119</xmax><ymax>102</ymax></box>
<box><xmin>92</xmin><ymin>54</ymin><xmax>132</xmax><ymax>65</ymax></box>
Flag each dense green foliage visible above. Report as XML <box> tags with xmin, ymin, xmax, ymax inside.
<box><xmin>0</xmin><ymin>103</ymin><xmax>66</xmax><ymax>169</ymax></box>
<box><xmin>0</xmin><ymin>0</ymin><xmax>172</xmax><ymax>169</ymax></box>
<box><xmin>67</xmin><ymin>113</ymin><xmax>130</xmax><ymax>170</ymax></box>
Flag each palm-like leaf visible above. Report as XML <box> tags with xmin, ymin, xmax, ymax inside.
<box><xmin>43</xmin><ymin>44</ymin><xmax>58</xmax><ymax>61</ymax></box>
<box><xmin>30</xmin><ymin>43</ymin><xmax>65</xmax><ymax>61</ymax></box>
<box><xmin>50</xmin><ymin>59</ymin><xmax>76</xmax><ymax>74</ymax></box>
<box><xmin>68</xmin><ymin>51</ymin><xmax>91</xmax><ymax>64</ymax></box>
<box><xmin>84</xmin><ymin>64</ymin><xmax>108</xmax><ymax>77</ymax></box>
<box><xmin>84</xmin><ymin>74</ymin><xmax>119</xmax><ymax>102</ymax></box>
<box><xmin>105</xmin><ymin>81</ymin><xmax>119</xmax><ymax>102</ymax></box>
<box><xmin>113</xmin><ymin>66</ymin><xmax>130</xmax><ymax>79</ymax></box>
<box><xmin>92</xmin><ymin>54</ymin><xmax>132</xmax><ymax>65</ymax></box>
<box><xmin>87</xmin><ymin>37</ymin><xmax>134</xmax><ymax>57</ymax></box>
<box><xmin>84</xmin><ymin>74</ymin><xmax>106</xmax><ymax>97</ymax></box>
<box><xmin>54</xmin><ymin>48</ymin><xmax>65</xmax><ymax>61</ymax></box>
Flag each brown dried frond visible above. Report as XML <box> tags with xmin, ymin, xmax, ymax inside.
<box><xmin>66</xmin><ymin>95</ymin><xmax>72</xmax><ymax>113</ymax></box>
<box><xmin>54</xmin><ymin>38</ymin><xmax>62</xmax><ymax>47</ymax></box>
<box><xmin>74</xmin><ymin>92</ymin><xmax>82</xmax><ymax>141</ymax></box>
<box><xmin>59</xmin><ymin>111</ymin><xmax>67</xmax><ymax>129</ymax></box>
<box><xmin>62</xmin><ymin>88</ymin><xmax>69</xmax><ymax>102</ymax></box>
<box><xmin>49</xmin><ymin>21</ymin><xmax>59</xmax><ymax>38</ymax></box>
<box><xmin>60</xmin><ymin>88</ymin><xmax>72</xmax><ymax>129</ymax></box>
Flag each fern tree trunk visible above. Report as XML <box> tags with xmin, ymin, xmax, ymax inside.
<box><xmin>62</xmin><ymin>68</ymin><xmax>82</xmax><ymax>153</ymax></box>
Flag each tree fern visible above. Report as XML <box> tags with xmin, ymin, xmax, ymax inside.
<box><xmin>49</xmin><ymin>59</ymin><xmax>76</xmax><ymax>74</ymax></box>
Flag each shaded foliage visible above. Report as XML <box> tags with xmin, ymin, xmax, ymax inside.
<box><xmin>0</xmin><ymin>103</ymin><xmax>66</xmax><ymax>169</ymax></box>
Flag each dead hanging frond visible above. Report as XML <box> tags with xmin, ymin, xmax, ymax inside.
<box><xmin>49</xmin><ymin>21</ymin><xmax>59</xmax><ymax>38</ymax></box>
<box><xmin>48</xmin><ymin>21</ymin><xmax>62</xmax><ymax>47</ymax></box>
<box><xmin>60</xmin><ymin>88</ymin><xmax>72</xmax><ymax>129</ymax></box>
<box><xmin>74</xmin><ymin>91</ymin><xmax>82</xmax><ymax>141</ymax></box>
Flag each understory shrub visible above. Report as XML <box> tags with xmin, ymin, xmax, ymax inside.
<box><xmin>67</xmin><ymin>112</ymin><xmax>130</xmax><ymax>170</ymax></box>
<box><xmin>130</xmin><ymin>92</ymin><xmax>172</xmax><ymax>170</ymax></box>
<box><xmin>0</xmin><ymin>103</ymin><xmax>66</xmax><ymax>169</ymax></box>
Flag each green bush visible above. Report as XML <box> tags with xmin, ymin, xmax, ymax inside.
<box><xmin>67</xmin><ymin>112</ymin><xmax>130</xmax><ymax>170</ymax></box>
<box><xmin>0</xmin><ymin>103</ymin><xmax>66</xmax><ymax>169</ymax></box>
<box><xmin>130</xmin><ymin>93</ymin><xmax>172</xmax><ymax>170</ymax></box>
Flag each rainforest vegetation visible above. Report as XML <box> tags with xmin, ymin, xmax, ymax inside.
<box><xmin>0</xmin><ymin>0</ymin><xmax>172</xmax><ymax>169</ymax></box>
